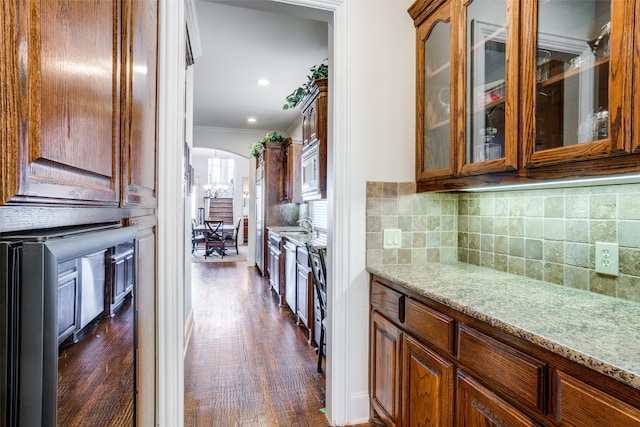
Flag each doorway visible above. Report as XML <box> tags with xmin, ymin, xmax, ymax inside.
<box><xmin>180</xmin><ymin>0</ymin><xmax>346</xmax><ymax>424</ymax></box>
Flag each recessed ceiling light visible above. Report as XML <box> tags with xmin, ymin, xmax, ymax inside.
<box><xmin>247</xmin><ymin>117</ymin><xmax>256</xmax><ymax>123</ymax></box>
<box><xmin>257</xmin><ymin>79</ymin><xmax>269</xmax><ymax>86</ymax></box>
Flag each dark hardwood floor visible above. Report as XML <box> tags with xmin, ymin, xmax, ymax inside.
<box><xmin>57</xmin><ymin>298</ymin><xmax>134</xmax><ymax>426</ymax></box>
<box><xmin>185</xmin><ymin>260</ymin><xmax>368</xmax><ymax>427</ymax></box>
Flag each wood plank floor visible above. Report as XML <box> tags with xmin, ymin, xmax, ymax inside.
<box><xmin>57</xmin><ymin>298</ymin><xmax>134</xmax><ymax>426</ymax></box>
<box><xmin>185</xmin><ymin>260</ymin><xmax>370</xmax><ymax>427</ymax></box>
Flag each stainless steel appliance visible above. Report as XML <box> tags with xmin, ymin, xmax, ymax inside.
<box><xmin>301</xmin><ymin>142</ymin><xmax>321</xmax><ymax>200</ymax></box>
<box><xmin>0</xmin><ymin>224</ymin><xmax>136</xmax><ymax>426</ymax></box>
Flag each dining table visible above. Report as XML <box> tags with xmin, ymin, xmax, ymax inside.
<box><xmin>193</xmin><ymin>222</ymin><xmax>235</xmax><ymax>235</ymax></box>
<box><xmin>193</xmin><ymin>222</ymin><xmax>236</xmax><ymax>257</ymax></box>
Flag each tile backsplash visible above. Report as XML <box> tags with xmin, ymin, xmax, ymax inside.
<box><xmin>366</xmin><ymin>182</ymin><xmax>458</xmax><ymax>266</ymax></box>
<box><xmin>366</xmin><ymin>181</ymin><xmax>640</xmax><ymax>303</ymax></box>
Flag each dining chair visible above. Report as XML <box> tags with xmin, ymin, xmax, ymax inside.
<box><xmin>191</xmin><ymin>219</ymin><xmax>205</xmax><ymax>253</ymax></box>
<box><xmin>306</xmin><ymin>242</ymin><xmax>327</xmax><ymax>373</ymax></box>
<box><xmin>204</xmin><ymin>220</ymin><xmax>226</xmax><ymax>258</ymax></box>
<box><xmin>224</xmin><ymin>218</ymin><xmax>242</xmax><ymax>255</ymax></box>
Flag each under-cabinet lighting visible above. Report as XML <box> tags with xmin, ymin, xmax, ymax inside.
<box><xmin>463</xmin><ymin>173</ymin><xmax>640</xmax><ymax>192</ymax></box>
<box><xmin>247</xmin><ymin>117</ymin><xmax>256</xmax><ymax>123</ymax></box>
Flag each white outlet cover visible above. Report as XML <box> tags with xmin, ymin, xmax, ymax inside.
<box><xmin>595</xmin><ymin>242</ymin><xmax>619</xmax><ymax>276</ymax></box>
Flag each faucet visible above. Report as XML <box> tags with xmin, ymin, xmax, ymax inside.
<box><xmin>298</xmin><ymin>217</ymin><xmax>314</xmax><ymax>235</ymax></box>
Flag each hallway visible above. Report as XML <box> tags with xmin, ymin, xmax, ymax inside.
<box><xmin>184</xmin><ymin>260</ymin><xmax>329</xmax><ymax>426</ymax></box>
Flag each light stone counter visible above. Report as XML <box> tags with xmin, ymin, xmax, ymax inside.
<box><xmin>267</xmin><ymin>226</ymin><xmax>327</xmax><ymax>249</ymax></box>
<box><xmin>367</xmin><ymin>262</ymin><xmax>640</xmax><ymax>391</ymax></box>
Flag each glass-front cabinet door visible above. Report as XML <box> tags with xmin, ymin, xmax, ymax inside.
<box><xmin>457</xmin><ymin>0</ymin><xmax>519</xmax><ymax>176</ymax></box>
<box><xmin>416</xmin><ymin>2</ymin><xmax>453</xmax><ymax>181</ymax></box>
<box><xmin>523</xmin><ymin>0</ymin><xmax>631</xmax><ymax>166</ymax></box>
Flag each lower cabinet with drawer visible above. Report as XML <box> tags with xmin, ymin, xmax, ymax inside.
<box><xmin>369</xmin><ymin>274</ymin><xmax>640</xmax><ymax>427</ymax></box>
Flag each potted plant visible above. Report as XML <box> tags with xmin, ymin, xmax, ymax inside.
<box><xmin>282</xmin><ymin>61</ymin><xmax>328</xmax><ymax>110</ymax></box>
<box><xmin>249</xmin><ymin>131</ymin><xmax>286</xmax><ymax>157</ymax></box>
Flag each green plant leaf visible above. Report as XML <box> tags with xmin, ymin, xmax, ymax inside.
<box><xmin>282</xmin><ymin>60</ymin><xmax>328</xmax><ymax>110</ymax></box>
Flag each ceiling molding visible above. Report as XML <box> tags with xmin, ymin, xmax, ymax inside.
<box><xmin>186</xmin><ymin>0</ymin><xmax>203</xmax><ymax>58</ymax></box>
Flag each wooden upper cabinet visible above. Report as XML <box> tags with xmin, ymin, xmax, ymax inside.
<box><xmin>122</xmin><ymin>0</ymin><xmax>158</xmax><ymax>207</ymax></box>
<box><xmin>522</xmin><ymin>0</ymin><xmax>632</xmax><ymax>168</ymax></box>
<box><xmin>413</xmin><ymin>0</ymin><xmax>454</xmax><ymax>181</ymax></box>
<box><xmin>281</xmin><ymin>137</ymin><xmax>302</xmax><ymax>203</ymax></box>
<box><xmin>411</xmin><ymin>0</ymin><xmax>638</xmax><ymax>191</ymax></box>
<box><xmin>299</xmin><ymin>78</ymin><xmax>327</xmax><ymax>201</ymax></box>
<box><xmin>0</xmin><ymin>0</ymin><xmax>158</xmax><ymax>208</ymax></box>
<box><xmin>455</xmin><ymin>0</ymin><xmax>519</xmax><ymax>176</ymax></box>
<box><xmin>1</xmin><ymin>0</ymin><xmax>121</xmax><ymax>206</ymax></box>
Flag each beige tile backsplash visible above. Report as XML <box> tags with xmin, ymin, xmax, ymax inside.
<box><xmin>366</xmin><ymin>181</ymin><xmax>640</xmax><ymax>303</ymax></box>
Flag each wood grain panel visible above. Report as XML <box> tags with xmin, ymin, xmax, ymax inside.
<box><xmin>404</xmin><ymin>297</ymin><xmax>454</xmax><ymax>355</ymax></box>
<box><xmin>402</xmin><ymin>334</ymin><xmax>454</xmax><ymax>427</ymax></box>
<box><xmin>370</xmin><ymin>311</ymin><xmax>402</xmax><ymax>427</ymax></box>
<box><xmin>457</xmin><ymin>371</ymin><xmax>537</xmax><ymax>427</ymax></box>
<box><xmin>371</xmin><ymin>280</ymin><xmax>405</xmax><ymax>324</ymax></box>
<box><xmin>458</xmin><ymin>323</ymin><xmax>547</xmax><ymax>414</ymax></box>
<box><xmin>123</xmin><ymin>0</ymin><xmax>158</xmax><ymax>207</ymax></box>
<box><xmin>40</xmin><ymin>0</ymin><xmax>114</xmax><ymax>176</ymax></box>
<box><xmin>556</xmin><ymin>371</ymin><xmax>640</xmax><ymax>427</ymax></box>
<box><xmin>2</xmin><ymin>0</ymin><xmax>121</xmax><ymax>205</ymax></box>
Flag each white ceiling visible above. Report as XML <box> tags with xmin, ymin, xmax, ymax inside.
<box><xmin>193</xmin><ymin>1</ymin><xmax>329</xmax><ymax>133</ymax></box>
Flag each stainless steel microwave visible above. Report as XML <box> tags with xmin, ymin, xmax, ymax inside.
<box><xmin>301</xmin><ymin>141</ymin><xmax>321</xmax><ymax>200</ymax></box>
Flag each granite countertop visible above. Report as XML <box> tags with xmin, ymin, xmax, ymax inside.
<box><xmin>267</xmin><ymin>226</ymin><xmax>327</xmax><ymax>249</ymax></box>
<box><xmin>366</xmin><ymin>262</ymin><xmax>640</xmax><ymax>391</ymax></box>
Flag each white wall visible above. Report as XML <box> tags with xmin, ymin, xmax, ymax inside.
<box><xmin>327</xmin><ymin>0</ymin><xmax>415</xmax><ymax>424</ymax></box>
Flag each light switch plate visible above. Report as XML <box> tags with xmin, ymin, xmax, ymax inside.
<box><xmin>383</xmin><ymin>229</ymin><xmax>402</xmax><ymax>249</ymax></box>
<box><xmin>595</xmin><ymin>242</ymin><xmax>619</xmax><ymax>276</ymax></box>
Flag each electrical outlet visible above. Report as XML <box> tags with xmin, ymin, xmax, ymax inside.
<box><xmin>595</xmin><ymin>242</ymin><xmax>619</xmax><ymax>276</ymax></box>
<box><xmin>383</xmin><ymin>229</ymin><xmax>402</xmax><ymax>249</ymax></box>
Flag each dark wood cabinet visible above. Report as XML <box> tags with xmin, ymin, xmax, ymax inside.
<box><xmin>370</xmin><ymin>311</ymin><xmax>403</xmax><ymax>427</ymax></box>
<box><xmin>282</xmin><ymin>137</ymin><xmax>303</xmax><ymax>203</ymax></box>
<box><xmin>1</xmin><ymin>1</ymin><xmax>160</xmax><ymax>424</ymax></box>
<box><xmin>122</xmin><ymin>0</ymin><xmax>158</xmax><ymax>208</ymax></box>
<box><xmin>299</xmin><ymin>78</ymin><xmax>328</xmax><ymax>200</ymax></box>
<box><xmin>402</xmin><ymin>334</ymin><xmax>454</xmax><ymax>427</ymax></box>
<box><xmin>457</xmin><ymin>371</ymin><xmax>536</xmax><ymax>427</ymax></box>
<box><xmin>369</xmin><ymin>274</ymin><xmax>640</xmax><ymax>427</ymax></box>
<box><xmin>255</xmin><ymin>143</ymin><xmax>283</xmax><ymax>274</ymax></box>
<box><xmin>555</xmin><ymin>371</ymin><xmax>640</xmax><ymax>426</ymax></box>
<box><xmin>1</xmin><ymin>0</ymin><xmax>121</xmax><ymax>205</ymax></box>
<box><xmin>410</xmin><ymin>0</ymin><xmax>638</xmax><ymax>191</ymax></box>
<box><xmin>1</xmin><ymin>0</ymin><xmax>158</xmax><ymax>208</ymax></box>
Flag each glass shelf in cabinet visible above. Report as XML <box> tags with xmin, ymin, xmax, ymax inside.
<box><xmin>538</xmin><ymin>56</ymin><xmax>609</xmax><ymax>88</ymax></box>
